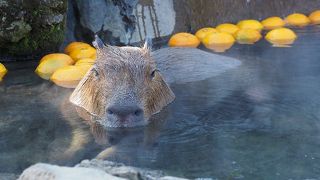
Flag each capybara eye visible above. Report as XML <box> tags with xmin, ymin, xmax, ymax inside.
<box><xmin>150</xmin><ymin>70</ymin><xmax>156</xmax><ymax>79</ymax></box>
<box><xmin>92</xmin><ymin>68</ymin><xmax>99</xmax><ymax>77</ymax></box>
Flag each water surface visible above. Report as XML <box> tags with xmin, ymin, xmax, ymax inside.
<box><xmin>1</xmin><ymin>27</ymin><xmax>320</xmax><ymax>179</ymax></box>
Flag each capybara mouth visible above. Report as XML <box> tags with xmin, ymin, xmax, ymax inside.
<box><xmin>97</xmin><ymin>117</ymin><xmax>148</xmax><ymax>128</ymax></box>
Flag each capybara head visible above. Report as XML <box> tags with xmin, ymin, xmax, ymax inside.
<box><xmin>70</xmin><ymin>36</ymin><xmax>175</xmax><ymax>128</ymax></box>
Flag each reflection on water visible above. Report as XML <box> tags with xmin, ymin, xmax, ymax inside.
<box><xmin>1</xmin><ymin>27</ymin><xmax>320</xmax><ymax>179</ymax></box>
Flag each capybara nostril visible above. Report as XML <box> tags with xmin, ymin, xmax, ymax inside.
<box><xmin>134</xmin><ymin>109</ymin><xmax>143</xmax><ymax>116</ymax></box>
<box><xmin>107</xmin><ymin>105</ymin><xmax>143</xmax><ymax>117</ymax></box>
<box><xmin>107</xmin><ymin>109</ymin><xmax>114</xmax><ymax>115</ymax></box>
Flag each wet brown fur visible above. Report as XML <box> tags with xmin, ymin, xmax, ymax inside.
<box><xmin>70</xmin><ymin>43</ymin><xmax>175</xmax><ymax>127</ymax></box>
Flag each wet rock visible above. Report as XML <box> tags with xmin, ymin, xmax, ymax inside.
<box><xmin>76</xmin><ymin>0</ymin><xmax>109</xmax><ymax>33</ymax></box>
<box><xmin>175</xmin><ymin>0</ymin><xmax>320</xmax><ymax>32</ymax></box>
<box><xmin>1</xmin><ymin>20</ymin><xmax>32</xmax><ymax>43</ymax></box>
<box><xmin>67</xmin><ymin>0</ymin><xmax>176</xmax><ymax>45</ymax></box>
<box><xmin>77</xmin><ymin>159</ymin><xmax>166</xmax><ymax>180</ymax></box>
<box><xmin>0</xmin><ymin>0</ymin><xmax>67</xmax><ymax>56</ymax></box>
<box><xmin>42</xmin><ymin>14</ymin><xmax>64</xmax><ymax>25</ymax></box>
<box><xmin>40</xmin><ymin>0</ymin><xmax>64</xmax><ymax>8</ymax></box>
<box><xmin>18</xmin><ymin>160</ymin><xmax>188</xmax><ymax>180</ymax></box>
<box><xmin>130</xmin><ymin>0</ymin><xmax>175</xmax><ymax>43</ymax></box>
<box><xmin>0</xmin><ymin>0</ymin><xmax>8</xmax><ymax>7</ymax></box>
<box><xmin>3</xmin><ymin>0</ymin><xmax>319</xmax><ymax>57</ymax></box>
<box><xmin>18</xmin><ymin>163</ymin><xmax>125</xmax><ymax>180</ymax></box>
<box><xmin>77</xmin><ymin>159</ymin><xmax>189</xmax><ymax>180</ymax></box>
<box><xmin>69</xmin><ymin>0</ymin><xmax>135</xmax><ymax>44</ymax></box>
<box><xmin>65</xmin><ymin>0</ymin><xmax>320</xmax><ymax>47</ymax></box>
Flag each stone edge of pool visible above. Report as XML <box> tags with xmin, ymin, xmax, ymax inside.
<box><xmin>14</xmin><ymin>159</ymin><xmax>189</xmax><ymax>180</ymax></box>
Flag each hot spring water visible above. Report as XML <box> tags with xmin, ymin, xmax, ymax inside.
<box><xmin>1</xmin><ymin>27</ymin><xmax>320</xmax><ymax>179</ymax></box>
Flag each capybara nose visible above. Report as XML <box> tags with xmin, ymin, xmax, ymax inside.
<box><xmin>107</xmin><ymin>105</ymin><xmax>143</xmax><ymax>117</ymax></box>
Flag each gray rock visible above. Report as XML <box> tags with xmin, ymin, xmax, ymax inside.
<box><xmin>40</xmin><ymin>0</ymin><xmax>64</xmax><ymax>8</ymax></box>
<box><xmin>3</xmin><ymin>0</ymin><xmax>320</xmax><ymax>56</ymax></box>
<box><xmin>77</xmin><ymin>159</ymin><xmax>189</xmax><ymax>180</ymax></box>
<box><xmin>18</xmin><ymin>163</ymin><xmax>125</xmax><ymax>180</ymax></box>
<box><xmin>18</xmin><ymin>160</ymin><xmax>188</xmax><ymax>180</ymax></box>
<box><xmin>101</xmin><ymin>2</ymin><xmax>128</xmax><ymax>44</ymax></box>
<box><xmin>4</xmin><ymin>20</ymin><xmax>32</xmax><ymax>42</ymax></box>
<box><xmin>0</xmin><ymin>0</ymin><xmax>8</xmax><ymax>7</ymax></box>
<box><xmin>64</xmin><ymin>0</ymin><xmax>320</xmax><ymax>47</ymax></box>
<box><xmin>42</xmin><ymin>14</ymin><xmax>64</xmax><ymax>25</ymax></box>
<box><xmin>66</xmin><ymin>0</ymin><xmax>176</xmax><ymax>45</ymax></box>
<box><xmin>76</xmin><ymin>0</ymin><xmax>108</xmax><ymax>33</ymax></box>
<box><xmin>78</xmin><ymin>159</ymin><xmax>166</xmax><ymax>180</ymax></box>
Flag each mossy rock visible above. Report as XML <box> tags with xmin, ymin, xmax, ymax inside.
<box><xmin>0</xmin><ymin>0</ymin><xmax>67</xmax><ymax>56</ymax></box>
<box><xmin>6</xmin><ymin>23</ymin><xmax>65</xmax><ymax>55</ymax></box>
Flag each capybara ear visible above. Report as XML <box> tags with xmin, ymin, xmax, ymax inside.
<box><xmin>69</xmin><ymin>67</ymin><xmax>107</xmax><ymax>118</ymax></box>
<box><xmin>142</xmin><ymin>37</ymin><xmax>152</xmax><ymax>52</ymax></box>
<box><xmin>92</xmin><ymin>35</ymin><xmax>106</xmax><ymax>50</ymax></box>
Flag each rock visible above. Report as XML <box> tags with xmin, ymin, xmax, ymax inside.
<box><xmin>18</xmin><ymin>163</ymin><xmax>125</xmax><ymax>180</ymax></box>
<box><xmin>65</xmin><ymin>0</ymin><xmax>320</xmax><ymax>47</ymax></box>
<box><xmin>42</xmin><ymin>14</ymin><xmax>64</xmax><ymax>26</ymax></box>
<box><xmin>130</xmin><ymin>0</ymin><xmax>175</xmax><ymax>43</ymax></box>
<box><xmin>40</xmin><ymin>0</ymin><xmax>64</xmax><ymax>8</ymax></box>
<box><xmin>0</xmin><ymin>0</ymin><xmax>67</xmax><ymax>56</ymax></box>
<box><xmin>2</xmin><ymin>20</ymin><xmax>32</xmax><ymax>43</ymax></box>
<box><xmin>18</xmin><ymin>160</ymin><xmax>189</xmax><ymax>180</ymax></box>
<box><xmin>2</xmin><ymin>0</ymin><xmax>320</xmax><ymax>57</ymax></box>
<box><xmin>176</xmin><ymin>0</ymin><xmax>320</xmax><ymax>32</ymax></box>
<box><xmin>76</xmin><ymin>0</ymin><xmax>109</xmax><ymax>33</ymax></box>
<box><xmin>0</xmin><ymin>0</ymin><xmax>8</xmax><ymax>7</ymax></box>
<box><xmin>77</xmin><ymin>159</ymin><xmax>166</xmax><ymax>180</ymax></box>
<box><xmin>67</xmin><ymin>0</ymin><xmax>176</xmax><ymax>45</ymax></box>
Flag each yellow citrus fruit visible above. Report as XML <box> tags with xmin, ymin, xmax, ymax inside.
<box><xmin>195</xmin><ymin>27</ymin><xmax>218</xmax><ymax>41</ymax></box>
<box><xmin>64</xmin><ymin>42</ymin><xmax>92</xmax><ymax>54</ymax></box>
<box><xmin>77</xmin><ymin>64</ymin><xmax>93</xmax><ymax>73</ymax></box>
<box><xmin>75</xmin><ymin>58</ymin><xmax>95</xmax><ymax>66</ymax></box>
<box><xmin>168</xmin><ymin>32</ymin><xmax>200</xmax><ymax>48</ymax></box>
<box><xmin>285</xmin><ymin>13</ymin><xmax>310</xmax><ymax>27</ymax></box>
<box><xmin>237</xmin><ymin>20</ymin><xmax>263</xmax><ymax>31</ymax></box>
<box><xmin>91</xmin><ymin>53</ymin><xmax>97</xmax><ymax>60</ymax></box>
<box><xmin>309</xmin><ymin>10</ymin><xmax>320</xmax><ymax>24</ymax></box>
<box><xmin>39</xmin><ymin>53</ymin><xmax>74</xmax><ymax>64</ymax></box>
<box><xmin>265</xmin><ymin>28</ymin><xmax>297</xmax><ymax>46</ymax></box>
<box><xmin>261</xmin><ymin>17</ymin><xmax>285</xmax><ymax>30</ymax></box>
<box><xmin>50</xmin><ymin>65</ymin><xmax>91</xmax><ymax>88</ymax></box>
<box><xmin>0</xmin><ymin>63</ymin><xmax>8</xmax><ymax>81</ymax></box>
<box><xmin>35</xmin><ymin>54</ymin><xmax>74</xmax><ymax>80</ymax></box>
<box><xmin>216</xmin><ymin>23</ymin><xmax>239</xmax><ymax>37</ymax></box>
<box><xmin>235</xmin><ymin>29</ymin><xmax>262</xmax><ymax>44</ymax></box>
<box><xmin>202</xmin><ymin>32</ymin><xmax>235</xmax><ymax>52</ymax></box>
<box><xmin>69</xmin><ymin>46</ymin><xmax>97</xmax><ymax>62</ymax></box>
